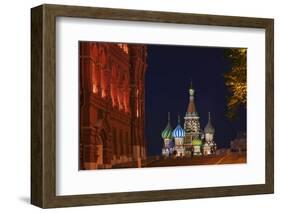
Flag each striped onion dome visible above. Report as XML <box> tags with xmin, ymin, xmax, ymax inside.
<box><xmin>172</xmin><ymin>115</ymin><xmax>185</xmax><ymax>138</ymax></box>
<box><xmin>192</xmin><ymin>138</ymin><xmax>202</xmax><ymax>146</ymax></box>
<box><xmin>161</xmin><ymin>112</ymin><xmax>173</xmax><ymax>140</ymax></box>
<box><xmin>204</xmin><ymin>112</ymin><xmax>215</xmax><ymax>134</ymax></box>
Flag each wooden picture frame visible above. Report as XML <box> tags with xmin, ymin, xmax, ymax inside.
<box><xmin>31</xmin><ymin>4</ymin><xmax>274</xmax><ymax>208</ymax></box>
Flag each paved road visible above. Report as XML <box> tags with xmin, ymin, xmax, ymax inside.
<box><xmin>111</xmin><ymin>152</ymin><xmax>246</xmax><ymax>169</ymax></box>
<box><xmin>144</xmin><ymin>152</ymin><xmax>246</xmax><ymax>168</ymax></box>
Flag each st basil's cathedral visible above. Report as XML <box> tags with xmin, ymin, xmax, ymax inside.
<box><xmin>161</xmin><ymin>84</ymin><xmax>217</xmax><ymax>157</ymax></box>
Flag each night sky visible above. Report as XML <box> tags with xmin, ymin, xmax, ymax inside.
<box><xmin>145</xmin><ymin>45</ymin><xmax>246</xmax><ymax>156</ymax></box>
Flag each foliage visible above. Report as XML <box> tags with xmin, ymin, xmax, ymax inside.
<box><xmin>224</xmin><ymin>48</ymin><xmax>247</xmax><ymax>120</ymax></box>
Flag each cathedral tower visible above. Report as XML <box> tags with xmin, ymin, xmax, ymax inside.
<box><xmin>172</xmin><ymin>115</ymin><xmax>185</xmax><ymax>156</ymax></box>
<box><xmin>204</xmin><ymin>112</ymin><xmax>215</xmax><ymax>143</ymax></box>
<box><xmin>161</xmin><ymin>112</ymin><xmax>173</xmax><ymax>157</ymax></box>
<box><xmin>184</xmin><ymin>82</ymin><xmax>201</xmax><ymax>144</ymax></box>
<box><xmin>203</xmin><ymin>112</ymin><xmax>216</xmax><ymax>155</ymax></box>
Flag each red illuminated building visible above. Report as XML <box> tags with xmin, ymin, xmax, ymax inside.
<box><xmin>79</xmin><ymin>42</ymin><xmax>147</xmax><ymax>169</ymax></box>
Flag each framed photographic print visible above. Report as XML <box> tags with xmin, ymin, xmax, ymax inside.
<box><xmin>31</xmin><ymin>4</ymin><xmax>274</xmax><ymax>208</ymax></box>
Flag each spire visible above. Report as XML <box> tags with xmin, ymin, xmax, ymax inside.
<box><xmin>186</xmin><ymin>81</ymin><xmax>197</xmax><ymax>116</ymax></box>
<box><xmin>204</xmin><ymin>112</ymin><xmax>215</xmax><ymax>134</ymax></box>
<box><xmin>168</xmin><ymin>112</ymin><xmax>171</xmax><ymax>122</ymax></box>
<box><xmin>189</xmin><ymin>80</ymin><xmax>195</xmax><ymax>96</ymax></box>
<box><xmin>177</xmin><ymin>114</ymin><xmax>180</xmax><ymax>123</ymax></box>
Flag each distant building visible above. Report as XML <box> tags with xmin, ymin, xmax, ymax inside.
<box><xmin>161</xmin><ymin>83</ymin><xmax>216</xmax><ymax>157</ymax></box>
<box><xmin>230</xmin><ymin>132</ymin><xmax>247</xmax><ymax>152</ymax></box>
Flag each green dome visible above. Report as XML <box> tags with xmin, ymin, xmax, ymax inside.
<box><xmin>162</xmin><ymin>112</ymin><xmax>173</xmax><ymax>140</ymax></box>
<box><xmin>192</xmin><ymin>138</ymin><xmax>202</xmax><ymax>146</ymax></box>
<box><xmin>161</xmin><ymin>123</ymin><xmax>173</xmax><ymax>140</ymax></box>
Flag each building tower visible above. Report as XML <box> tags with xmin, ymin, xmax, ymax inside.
<box><xmin>203</xmin><ymin>112</ymin><xmax>216</xmax><ymax>155</ymax></box>
<box><xmin>184</xmin><ymin>82</ymin><xmax>201</xmax><ymax>145</ymax></box>
<box><xmin>172</xmin><ymin>115</ymin><xmax>185</xmax><ymax>157</ymax></box>
<box><xmin>161</xmin><ymin>112</ymin><xmax>174</xmax><ymax>157</ymax></box>
<box><xmin>192</xmin><ymin>138</ymin><xmax>203</xmax><ymax>156</ymax></box>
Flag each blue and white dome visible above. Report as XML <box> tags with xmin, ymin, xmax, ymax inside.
<box><xmin>172</xmin><ymin>116</ymin><xmax>185</xmax><ymax>138</ymax></box>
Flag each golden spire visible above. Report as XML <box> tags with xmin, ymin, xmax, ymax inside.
<box><xmin>189</xmin><ymin>80</ymin><xmax>195</xmax><ymax>96</ymax></box>
<box><xmin>187</xmin><ymin>80</ymin><xmax>197</xmax><ymax>115</ymax></box>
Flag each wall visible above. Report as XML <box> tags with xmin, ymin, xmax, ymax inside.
<box><xmin>0</xmin><ymin>0</ymin><xmax>279</xmax><ymax>212</ymax></box>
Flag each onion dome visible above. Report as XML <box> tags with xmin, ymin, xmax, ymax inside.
<box><xmin>172</xmin><ymin>115</ymin><xmax>185</xmax><ymax>138</ymax></box>
<box><xmin>204</xmin><ymin>112</ymin><xmax>215</xmax><ymax>134</ymax></box>
<box><xmin>192</xmin><ymin>138</ymin><xmax>202</xmax><ymax>146</ymax></box>
<box><xmin>161</xmin><ymin>112</ymin><xmax>173</xmax><ymax>140</ymax></box>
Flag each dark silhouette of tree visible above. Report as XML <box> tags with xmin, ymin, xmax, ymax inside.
<box><xmin>224</xmin><ymin>48</ymin><xmax>247</xmax><ymax>119</ymax></box>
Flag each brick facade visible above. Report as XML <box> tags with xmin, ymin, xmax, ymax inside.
<box><xmin>79</xmin><ymin>42</ymin><xmax>147</xmax><ymax>169</ymax></box>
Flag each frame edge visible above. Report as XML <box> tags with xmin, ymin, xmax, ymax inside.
<box><xmin>265</xmin><ymin>19</ymin><xmax>274</xmax><ymax>194</ymax></box>
<box><xmin>31</xmin><ymin>4</ymin><xmax>275</xmax><ymax>208</ymax></box>
<box><xmin>31</xmin><ymin>5</ymin><xmax>44</xmax><ymax>208</ymax></box>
